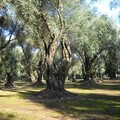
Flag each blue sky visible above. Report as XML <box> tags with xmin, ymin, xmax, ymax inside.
<box><xmin>86</xmin><ymin>0</ymin><xmax>120</xmax><ymax>27</ymax></box>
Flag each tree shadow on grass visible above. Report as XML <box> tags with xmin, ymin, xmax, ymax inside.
<box><xmin>17</xmin><ymin>89</ymin><xmax>120</xmax><ymax>120</ymax></box>
<box><xmin>3</xmin><ymin>79</ymin><xmax>120</xmax><ymax>120</ymax></box>
<box><xmin>0</xmin><ymin>95</ymin><xmax>16</xmax><ymax>97</ymax></box>
<box><xmin>80</xmin><ymin>84</ymin><xmax>120</xmax><ymax>90</ymax></box>
<box><xmin>65</xmin><ymin>80</ymin><xmax>120</xmax><ymax>90</ymax></box>
<box><xmin>0</xmin><ymin>112</ymin><xmax>16</xmax><ymax>120</ymax></box>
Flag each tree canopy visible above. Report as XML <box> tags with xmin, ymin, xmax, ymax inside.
<box><xmin>0</xmin><ymin>0</ymin><xmax>120</xmax><ymax>89</ymax></box>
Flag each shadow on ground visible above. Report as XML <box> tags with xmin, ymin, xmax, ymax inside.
<box><xmin>17</xmin><ymin>83</ymin><xmax>120</xmax><ymax>120</ymax></box>
<box><xmin>65</xmin><ymin>79</ymin><xmax>120</xmax><ymax>90</ymax></box>
<box><xmin>0</xmin><ymin>112</ymin><xmax>16</xmax><ymax>120</ymax></box>
<box><xmin>2</xmin><ymin>79</ymin><xmax>120</xmax><ymax>120</ymax></box>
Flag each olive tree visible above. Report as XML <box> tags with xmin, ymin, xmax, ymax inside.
<box><xmin>8</xmin><ymin>0</ymin><xmax>72</xmax><ymax>92</ymax></box>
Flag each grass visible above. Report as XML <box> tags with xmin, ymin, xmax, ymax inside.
<box><xmin>0</xmin><ymin>79</ymin><xmax>120</xmax><ymax>120</ymax></box>
<box><xmin>0</xmin><ymin>112</ymin><xmax>16</xmax><ymax>120</ymax></box>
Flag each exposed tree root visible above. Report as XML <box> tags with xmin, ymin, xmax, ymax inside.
<box><xmin>32</xmin><ymin>81</ymin><xmax>44</xmax><ymax>86</ymax></box>
<box><xmin>80</xmin><ymin>80</ymin><xmax>99</xmax><ymax>87</ymax></box>
<box><xmin>35</xmin><ymin>89</ymin><xmax>78</xmax><ymax>100</ymax></box>
<box><xmin>4</xmin><ymin>82</ymin><xmax>14</xmax><ymax>88</ymax></box>
<box><xmin>0</xmin><ymin>83</ymin><xmax>14</xmax><ymax>90</ymax></box>
<box><xmin>27</xmin><ymin>82</ymin><xmax>45</xmax><ymax>88</ymax></box>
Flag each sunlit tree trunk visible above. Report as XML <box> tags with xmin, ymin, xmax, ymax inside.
<box><xmin>41</xmin><ymin>0</ymin><xmax>71</xmax><ymax>91</ymax></box>
<box><xmin>20</xmin><ymin>45</ymin><xmax>33</xmax><ymax>82</ymax></box>
<box><xmin>82</xmin><ymin>49</ymin><xmax>103</xmax><ymax>82</ymax></box>
<box><xmin>43</xmin><ymin>36</ymin><xmax>71</xmax><ymax>91</ymax></box>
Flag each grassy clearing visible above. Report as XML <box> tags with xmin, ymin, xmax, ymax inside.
<box><xmin>0</xmin><ymin>79</ymin><xmax>120</xmax><ymax>120</ymax></box>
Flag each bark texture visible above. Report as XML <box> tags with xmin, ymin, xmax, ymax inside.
<box><xmin>4</xmin><ymin>73</ymin><xmax>13</xmax><ymax>88</ymax></box>
<box><xmin>40</xmin><ymin>0</ymin><xmax>71</xmax><ymax>92</ymax></box>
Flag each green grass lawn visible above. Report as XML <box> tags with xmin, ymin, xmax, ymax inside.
<box><xmin>0</xmin><ymin>79</ymin><xmax>120</xmax><ymax>120</ymax></box>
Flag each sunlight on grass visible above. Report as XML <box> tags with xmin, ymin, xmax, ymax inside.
<box><xmin>0</xmin><ymin>80</ymin><xmax>120</xmax><ymax>120</ymax></box>
<box><xmin>67</xmin><ymin>87</ymin><xmax>120</xmax><ymax>96</ymax></box>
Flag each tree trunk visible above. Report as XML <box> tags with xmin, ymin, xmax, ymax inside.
<box><xmin>45</xmin><ymin>64</ymin><xmax>66</xmax><ymax>91</ymax></box>
<box><xmin>41</xmin><ymin>0</ymin><xmax>71</xmax><ymax>92</ymax></box>
<box><xmin>83</xmin><ymin>59</ymin><xmax>97</xmax><ymax>85</ymax></box>
<box><xmin>83</xmin><ymin>61</ymin><xmax>90</xmax><ymax>81</ymax></box>
<box><xmin>36</xmin><ymin>61</ymin><xmax>43</xmax><ymax>84</ymax></box>
<box><xmin>45</xmin><ymin>57</ymin><xmax>69</xmax><ymax>91</ymax></box>
<box><xmin>20</xmin><ymin>44</ymin><xmax>33</xmax><ymax>83</ymax></box>
<box><xmin>108</xmin><ymin>69</ymin><xmax>116</xmax><ymax>79</ymax></box>
<box><xmin>37</xmin><ymin>70</ymin><xmax>43</xmax><ymax>84</ymax></box>
<box><xmin>72</xmin><ymin>73</ymin><xmax>76</xmax><ymax>82</ymax></box>
<box><xmin>27</xmin><ymin>73</ymin><xmax>32</xmax><ymax>82</ymax></box>
<box><xmin>43</xmin><ymin>35</ymin><xmax>71</xmax><ymax>91</ymax></box>
<box><xmin>105</xmin><ymin>62</ymin><xmax>117</xmax><ymax>79</ymax></box>
<box><xmin>27</xmin><ymin>65</ymin><xmax>33</xmax><ymax>82</ymax></box>
<box><xmin>4</xmin><ymin>73</ymin><xmax>13</xmax><ymax>88</ymax></box>
<box><xmin>84</xmin><ymin>73</ymin><xmax>90</xmax><ymax>81</ymax></box>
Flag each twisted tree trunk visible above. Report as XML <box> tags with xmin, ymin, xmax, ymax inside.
<box><xmin>37</xmin><ymin>63</ymin><xmax>43</xmax><ymax>85</ymax></box>
<box><xmin>4</xmin><ymin>73</ymin><xmax>13</xmax><ymax>88</ymax></box>
<box><xmin>42</xmin><ymin>34</ymin><xmax>71</xmax><ymax>91</ymax></box>
<box><xmin>40</xmin><ymin>0</ymin><xmax>71</xmax><ymax>92</ymax></box>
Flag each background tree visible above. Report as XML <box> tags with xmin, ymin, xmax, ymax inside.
<box><xmin>67</xmin><ymin>5</ymin><xmax>120</xmax><ymax>83</ymax></box>
<box><xmin>104</xmin><ymin>40</ymin><xmax>120</xmax><ymax>78</ymax></box>
<box><xmin>0</xmin><ymin>42</ymin><xmax>17</xmax><ymax>88</ymax></box>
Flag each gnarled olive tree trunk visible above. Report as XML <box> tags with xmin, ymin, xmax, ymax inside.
<box><xmin>40</xmin><ymin>0</ymin><xmax>71</xmax><ymax>91</ymax></box>
<box><xmin>43</xmin><ymin>34</ymin><xmax>71</xmax><ymax>91</ymax></box>
<box><xmin>82</xmin><ymin>53</ymin><xmax>92</xmax><ymax>81</ymax></box>
<box><xmin>36</xmin><ymin>60</ymin><xmax>44</xmax><ymax>84</ymax></box>
<box><xmin>20</xmin><ymin>44</ymin><xmax>33</xmax><ymax>82</ymax></box>
<box><xmin>4</xmin><ymin>73</ymin><xmax>13</xmax><ymax>88</ymax></box>
<box><xmin>82</xmin><ymin>49</ymin><xmax>103</xmax><ymax>83</ymax></box>
<box><xmin>105</xmin><ymin>62</ymin><xmax>117</xmax><ymax>79</ymax></box>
